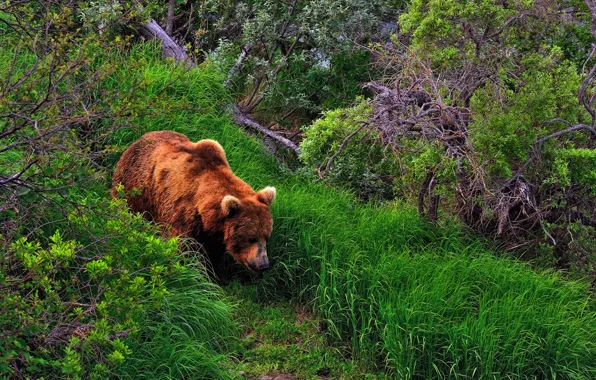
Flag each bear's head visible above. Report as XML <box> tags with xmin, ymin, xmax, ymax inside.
<box><xmin>220</xmin><ymin>186</ymin><xmax>276</xmax><ymax>272</ymax></box>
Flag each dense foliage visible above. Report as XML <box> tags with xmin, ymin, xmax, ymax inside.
<box><xmin>1</xmin><ymin>1</ymin><xmax>596</xmax><ymax>379</ymax></box>
<box><xmin>301</xmin><ymin>0</ymin><xmax>596</xmax><ymax>278</ymax></box>
<box><xmin>300</xmin><ymin>99</ymin><xmax>400</xmax><ymax>201</ymax></box>
<box><xmin>1</xmin><ymin>198</ymin><xmax>236</xmax><ymax>378</ymax></box>
<box><xmin>151</xmin><ymin>0</ymin><xmax>386</xmax><ymax>124</ymax></box>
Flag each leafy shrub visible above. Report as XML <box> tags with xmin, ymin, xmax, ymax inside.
<box><xmin>0</xmin><ymin>196</ymin><xmax>237</xmax><ymax>379</ymax></box>
<box><xmin>259</xmin><ymin>49</ymin><xmax>374</xmax><ymax>122</ymax></box>
<box><xmin>469</xmin><ymin>48</ymin><xmax>596</xmax><ymax>277</ymax></box>
<box><xmin>300</xmin><ymin>99</ymin><xmax>398</xmax><ymax>201</ymax></box>
<box><xmin>470</xmin><ymin>49</ymin><xmax>586</xmax><ymax>179</ymax></box>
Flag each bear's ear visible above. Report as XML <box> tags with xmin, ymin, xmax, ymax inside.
<box><xmin>221</xmin><ymin>195</ymin><xmax>241</xmax><ymax>216</ymax></box>
<box><xmin>256</xmin><ymin>186</ymin><xmax>276</xmax><ymax>206</ymax></box>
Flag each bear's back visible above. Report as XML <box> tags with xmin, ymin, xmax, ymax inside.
<box><xmin>112</xmin><ymin>130</ymin><xmax>240</xmax><ymax>235</ymax></box>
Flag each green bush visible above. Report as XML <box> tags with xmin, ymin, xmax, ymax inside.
<box><xmin>259</xmin><ymin>49</ymin><xmax>374</xmax><ymax>122</ymax></box>
<box><xmin>300</xmin><ymin>99</ymin><xmax>398</xmax><ymax>201</ymax></box>
<box><xmin>0</xmin><ymin>196</ymin><xmax>237</xmax><ymax>379</ymax></box>
<box><xmin>470</xmin><ymin>49</ymin><xmax>586</xmax><ymax>179</ymax></box>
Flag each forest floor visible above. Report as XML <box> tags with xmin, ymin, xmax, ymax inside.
<box><xmin>226</xmin><ymin>283</ymin><xmax>386</xmax><ymax>380</ymax></box>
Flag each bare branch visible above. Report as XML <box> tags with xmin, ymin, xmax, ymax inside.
<box><xmin>166</xmin><ymin>0</ymin><xmax>175</xmax><ymax>36</ymax></box>
<box><xmin>139</xmin><ymin>19</ymin><xmax>194</xmax><ymax>67</ymax></box>
<box><xmin>0</xmin><ymin>159</ymin><xmax>37</xmax><ymax>185</ymax></box>
<box><xmin>232</xmin><ymin>105</ymin><xmax>301</xmax><ymax>155</ymax></box>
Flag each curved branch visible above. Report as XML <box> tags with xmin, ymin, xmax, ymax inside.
<box><xmin>507</xmin><ymin>123</ymin><xmax>596</xmax><ymax>184</ymax></box>
<box><xmin>319</xmin><ymin>122</ymin><xmax>368</xmax><ymax>179</ymax></box>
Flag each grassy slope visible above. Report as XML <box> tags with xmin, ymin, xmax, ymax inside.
<box><xmin>227</xmin><ymin>283</ymin><xmax>387</xmax><ymax>379</ymax></box>
<box><xmin>112</xmin><ymin>44</ymin><xmax>595</xmax><ymax>378</ymax></box>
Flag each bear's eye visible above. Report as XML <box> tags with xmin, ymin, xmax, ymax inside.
<box><xmin>248</xmin><ymin>238</ymin><xmax>258</xmax><ymax>244</ymax></box>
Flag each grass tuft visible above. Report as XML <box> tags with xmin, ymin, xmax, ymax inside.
<box><xmin>115</xmin><ymin>263</ymin><xmax>238</xmax><ymax>379</ymax></box>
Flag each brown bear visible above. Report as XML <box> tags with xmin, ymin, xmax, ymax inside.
<box><xmin>112</xmin><ymin>130</ymin><xmax>275</xmax><ymax>272</ymax></box>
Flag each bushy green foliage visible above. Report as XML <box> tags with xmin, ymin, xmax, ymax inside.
<box><xmin>300</xmin><ymin>98</ymin><xmax>460</xmax><ymax>203</ymax></box>
<box><xmin>400</xmin><ymin>0</ymin><xmax>545</xmax><ymax>75</ymax></box>
<box><xmin>0</xmin><ymin>196</ymin><xmax>236</xmax><ymax>378</ymax></box>
<box><xmin>470</xmin><ymin>49</ymin><xmax>587</xmax><ymax>178</ymax></box>
<box><xmin>262</xmin><ymin>49</ymin><xmax>374</xmax><ymax>120</ymax></box>
<box><xmin>397</xmin><ymin>0</ymin><xmax>594</xmax><ymax>196</ymax></box>
<box><xmin>300</xmin><ymin>99</ymin><xmax>398</xmax><ymax>200</ymax></box>
<box><xmin>204</xmin><ymin>0</ymin><xmax>383</xmax><ymax>121</ymax></box>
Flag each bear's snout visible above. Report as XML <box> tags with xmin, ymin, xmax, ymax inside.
<box><xmin>254</xmin><ymin>259</ymin><xmax>270</xmax><ymax>272</ymax></box>
<box><xmin>246</xmin><ymin>241</ymin><xmax>270</xmax><ymax>272</ymax></box>
<box><xmin>246</xmin><ymin>255</ymin><xmax>270</xmax><ymax>272</ymax></box>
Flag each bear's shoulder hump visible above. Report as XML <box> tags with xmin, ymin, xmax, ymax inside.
<box><xmin>185</xmin><ymin>139</ymin><xmax>229</xmax><ymax>167</ymax></box>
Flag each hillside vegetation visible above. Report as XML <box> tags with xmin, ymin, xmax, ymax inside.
<box><xmin>1</xmin><ymin>1</ymin><xmax>596</xmax><ymax>379</ymax></box>
<box><xmin>3</xmin><ymin>42</ymin><xmax>594</xmax><ymax>378</ymax></box>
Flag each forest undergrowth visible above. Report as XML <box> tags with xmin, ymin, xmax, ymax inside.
<box><xmin>116</xmin><ymin>46</ymin><xmax>596</xmax><ymax>378</ymax></box>
<box><xmin>1</xmin><ymin>40</ymin><xmax>595</xmax><ymax>379</ymax></box>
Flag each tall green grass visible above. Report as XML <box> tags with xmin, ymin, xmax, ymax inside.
<box><xmin>112</xmin><ymin>44</ymin><xmax>595</xmax><ymax>378</ymax></box>
<box><xmin>115</xmin><ymin>262</ymin><xmax>237</xmax><ymax>379</ymax></box>
<box><xmin>266</xmin><ymin>187</ymin><xmax>595</xmax><ymax>377</ymax></box>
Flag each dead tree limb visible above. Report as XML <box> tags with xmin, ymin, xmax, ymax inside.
<box><xmin>233</xmin><ymin>105</ymin><xmax>301</xmax><ymax>155</ymax></box>
<box><xmin>166</xmin><ymin>0</ymin><xmax>175</xmax><ymax>36</ymax></box>
<box><xmin>224</xmin><ymin>44</ymin><xmax>251</xmax><ymax>88</ymax></box>
<box><xmin>139</xmin><ymin>19</ymin><xmax>194</xmax><ymax>67</ymax></box>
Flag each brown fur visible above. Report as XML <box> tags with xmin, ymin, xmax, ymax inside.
<box><xmin>112</xmin><ymin>130</ymin><xmax>275</xmax><ymax>271</ymax></box>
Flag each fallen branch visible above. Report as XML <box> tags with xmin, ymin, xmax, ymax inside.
<box><xmin>139</xmin><ymin>19</ymin><xmax>194</xmax><ymax>67</ymax></box>
<box><xmin>233</xmin><ymin>105</ymin><xmax>301</xmax><ymax>155</ymax></box>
